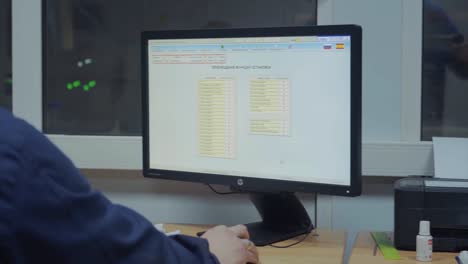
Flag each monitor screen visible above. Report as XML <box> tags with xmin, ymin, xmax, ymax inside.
<box><xmin>142</xmin><ymin>26</ymin><xmax>361</xmax><ymax>195</ymax></box>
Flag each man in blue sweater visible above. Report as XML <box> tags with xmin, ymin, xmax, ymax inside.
<box><xmin>0</xmin><ymin>108</ymin><xmax>259</xmax><ymax>264</ymax></box>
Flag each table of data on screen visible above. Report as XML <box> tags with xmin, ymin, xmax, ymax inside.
<box><xmin>249</xmin><ymin>77</ymin><xmax>290</xmax><ymax>136</ymax></box>
<box><xmin>198</xmin><ymin>78</ymin><xmax>236</xmax><ymax>159</ymax></box>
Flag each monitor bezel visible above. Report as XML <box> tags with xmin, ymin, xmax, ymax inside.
<box><xmin>142</xmin><ymin>25</ymin><xmax>362</xmax><ymax>196</ymax></box>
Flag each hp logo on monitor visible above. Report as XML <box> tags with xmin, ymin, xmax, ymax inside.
<box><xmin>237</xmin><ymin>179</ymin><xmax>244</xmax><ymax>186</ymax></box>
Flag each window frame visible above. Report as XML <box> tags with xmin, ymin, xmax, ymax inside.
<box><xmin>0</xmin><ymin>0</ymin><xmax>12</xmax><ymax>110</ymax></box>
<box><xmin>13</xmin><ymin>0</ymin><xmax>433</xmax><ymax>176</ymax></box>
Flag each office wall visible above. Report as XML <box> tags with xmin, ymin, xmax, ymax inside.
<box><xmin>330</xmin><ymin>177</ymin><xmax>395</xmax><ymax>231</ymax></box>
<box><xmin>14</xmin><ymin>0</ymin><xmax>431</xmax><ymax>177</ymax></box>
<box><xmin>90</xmin><ymin>0</ymin><xmax>401</xmax><ymax>233</ymax></box>
<box><xmin>334</xmin><ymin>0</ymin><xmax>403</xmax><ymax>142</ymax></box>
<box><xmin>13</xmin><ymin>0</ymin><xmax>409</xmax><ymax>233</ymax></box>
<box><xmin>86</xmin><ymin>170</ymin><xmax>316</xmax><ymax>225</ymax></box>
<box><xmin>87</xmin><ymin>171</ymin><xmax>396</xmax><ymax>232</ymax></box>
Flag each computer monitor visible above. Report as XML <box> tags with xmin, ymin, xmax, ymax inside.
<box><xmin>142</xmin><ymin>25</ymin><xmax>362</xmax><ymax>245</ymax></box>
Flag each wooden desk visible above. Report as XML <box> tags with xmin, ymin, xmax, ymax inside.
<box><xmin>349</xmin><ymin>232</ymin><xmax>458</xmax><ymax>264</ymax></box>
<box><xmin>165</xmin><ymin>224</ymin><xmax>347</xmax><ymax>264</ymax></box>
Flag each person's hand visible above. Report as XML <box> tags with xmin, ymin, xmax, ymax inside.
<box><xmin>202</xmin><ymin>225</ymin><xmax>259</xmax><ymax>264</ymax></box>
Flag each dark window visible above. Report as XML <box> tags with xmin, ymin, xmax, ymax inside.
<box><xmin>0</xmin><ymin>0</ymin><xmax>12</xmax><ymax>111</ymax></box>
<box><xmin>422</xmin><ymin>0</ymin><xmax>468</xmax><ymax>140</ymax></box>
<box><xmin>43</xmin><ymin>0</ymin><xmax>317</xmax><ymax>136</ymax></box>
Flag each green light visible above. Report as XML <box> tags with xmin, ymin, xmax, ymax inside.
<box><xmin>83</xmin><ymin>85</ymin><xmax>90</xmax><ymax>92</ymax></box>
<box><xmin>4</xmin><ymin>78</ymin><xmax>12</xmax><ymax>85</ymax></box>
<box><xmin>67</xmin><ymin>83</ymin><xmax>73</xmax><ymax>90</ymax></box>
<box><xmin>73</xmin><ymin>80</ymin><xmax>81</xmax><ymax>88</ymax></box>
<box><xmin>88</xmin><ymin>80</ymin><xmax>96</xmax><ymax>88</ymax></box>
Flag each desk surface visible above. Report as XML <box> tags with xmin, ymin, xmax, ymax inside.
<box><xmin>349</xmin><ymin>232</ymin><xmax>458</xmax><ymax>264</ymax></box>
<box><xmin>165</xmin><ymin>224</ymin><xmax>347</xmax><ymax>264</ymax></box>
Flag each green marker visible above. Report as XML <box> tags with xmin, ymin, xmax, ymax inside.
<box><xmin>371</xmin><ymin>232</ymin><xmax>401</xmax><ymax>260</ymax></box>
<box><xmin>83</xmin><ymin>85</ymin><xmax>90</xmax><ymax>92</ymax></box>
<box><xmin>73</xmin><ymin>80</ymin><xmax>81</xmax><ymax>88</ymax></box>
<box><xmin>88</xmin><ymin>80</ymin><xmax>96</xmax><ymax>88</ymax></box>
<box><xmin>67</xmin><ymin>83</ymin><xmax>73</xmax><ymax>90</ymax></box>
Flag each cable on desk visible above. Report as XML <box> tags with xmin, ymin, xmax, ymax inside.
<box><xmin>268</xmin><ymin>231</ymin><xmax>312</xmax><ymax>248</ymax></box>
<box><xmin>206</xmin><ymin>184</ymin><xmax>241</xmax><ymax>195</ymax></box>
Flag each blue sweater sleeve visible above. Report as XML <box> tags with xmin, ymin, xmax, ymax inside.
<box><xmin>0</xmin><ymin>109</ymin><xmax>219</xmax><ymax>264</ymax></box>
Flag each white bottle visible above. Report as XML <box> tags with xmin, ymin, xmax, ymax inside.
<box><xmin>416</xmin><ymin>220</ymin><xmax>433</xmax><ymax>262</ymax></box>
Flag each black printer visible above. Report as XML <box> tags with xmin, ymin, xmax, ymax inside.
<box><xmin>394</xmin><ymin>177</ymin><xmax>468</xmax><ymax>252</ymax></box>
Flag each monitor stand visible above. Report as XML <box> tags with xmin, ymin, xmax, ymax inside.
<box><xmin>245</xmin><ymin>192</ymin><xmax>314</xmax><ymax>246</ymax></box>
